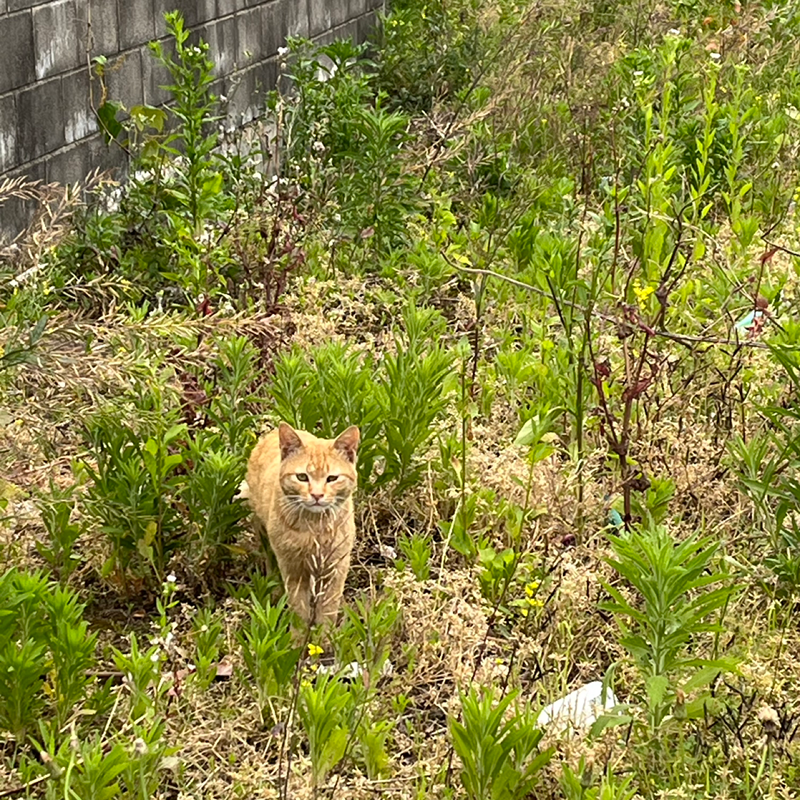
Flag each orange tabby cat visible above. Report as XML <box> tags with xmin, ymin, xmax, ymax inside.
<box><xmin>246</xmin><ymin>422</ymin><xmax>360</xmax><ymax>626</ymax></box>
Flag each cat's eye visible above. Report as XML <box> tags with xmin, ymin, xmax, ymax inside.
<box><xmin>295</xmin><ymin>473</ymin><xmax>309</xmax><ymax>482</ymax></box>
<box><xmin>326</xmin><ymin>475</ymin><xmax>339</xmax><ymax>483</ymax></box>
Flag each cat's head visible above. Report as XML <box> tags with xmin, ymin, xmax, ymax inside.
<box><xmin>277</xmin><ymin>422</ymin><xmax>360</xmax><ymax>514</ymax></box>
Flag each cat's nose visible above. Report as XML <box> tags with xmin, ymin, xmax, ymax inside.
<box><xmin>310</xmin><ymin>493</ymin><xmax>324</xmax><ymax>502</ymax></box>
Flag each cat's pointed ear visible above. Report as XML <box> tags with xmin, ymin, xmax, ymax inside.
<box><xmin>333</xmin><ymin>426</ymin><xmax>360</xmax><ymax>463</ymax></box>
<box><xmin>278</xmin><ymin>422</ymin><xmax>303</xmax><ymax>460</ymax></box>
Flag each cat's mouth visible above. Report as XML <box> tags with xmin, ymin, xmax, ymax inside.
<box><xmin>305</xmin><ymin>501</ymin><xmax>330</xmax><ymax>512</ymax></box>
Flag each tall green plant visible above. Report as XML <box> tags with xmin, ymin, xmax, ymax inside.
<box><xmin>149</xmin><ymin>12</ymin><xmax>220</xmax><ymax>231</ymax></box>
<box><xmin>732</xmin><ymin>344</ymin><xmax>800</xmax><ymax>591</ymax></box>
<box><xmin>0</xmin><ymin>570</ymin><xmax>96</xmax><ymax>742</ymax></box>
<box><xmin>297</xmin><ymin>673</ymin><xmax>352</xmax><ymax>788</ymax></box>
<box><xmin>449</xmin><ymin>687</ymin><xmax>552</xmax><ymax>800</ymax></box>
<box><xmin>81</xmin><ymin>405</ymin><xmax>186</xmax><ymax>585</ymax></box>
<box><xmin>270</xmin><ymin>304</ymin><xmax>452</xmax><ymax>491</ymax></box>
<box><xmin>601</xmin><ymin>525</ymin><xmax>737</xmax><ymax>727</ymax></box>
<box><xmin>236</xmin><ymin>595</ymin><xmax>301</xmax><ymax>724</ymax></box>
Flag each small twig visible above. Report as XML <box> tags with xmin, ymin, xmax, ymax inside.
<box><xmin>761</xmin><ymin>238</ymin><xmax>800</xmax><ymax>260</ymax></box>
<box><xmin>0</xmin><ymin>775</ymin><xmax>48</xmax><ymax>798</ymax></box>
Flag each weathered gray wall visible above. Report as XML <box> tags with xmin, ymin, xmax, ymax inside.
<box><xmin>0</xmin><ymin>0</ymin><xmax>382</xmax><ymax>233</ymax></box>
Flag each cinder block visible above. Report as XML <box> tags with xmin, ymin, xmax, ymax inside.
<box><xmin>8</xmin><ymin>0</ymin><xmax>49</xmax><ymax>10</ymax></box>
<box><xmin>46</xmin><ymin>140</ymin><xmax>91</xmax><ymax>184</ymax></box>
<box><xmin>140</xmin><ymin>38</ymin><xmax>172</xmax><ymax>106</ymax></box>
<box><xmin>314</xmin><ymin>17</ymin><xmax>358</xmax><ymax>45</ymax></box>
<box><xmin>215</xmin><ymin>0</ymin><xmax>242</xmax><ymax>16</ymax></box>
<box><xmin>62</xmin><ymin>68</ymin><xmax>98</xmax><ymax>143</ymax></box>
<box><xmin>225</xmin><ymin>57</ymin><xmax>276</xmax><ymax>125</ymax></box>
<box><xmin>260</xmin><ymin>0</ymin><xmax>285</xmax><ymax>57</ymax></box>
<box><xmin>197</xmin><ymin>0</ymin><xmax>216</xmax><ymax>22</ymax></box>
<box><xmin>307</xmin><ymin>0</ymin><xmax>330</xmax><ymax>36</ymax></box>
<box><xmin>235</xmin><ymin>6</ymin><xmax>262</xmax><ymax>69</ymax></box>
<box><xmin>356</xmin><ymin>10</ymin><xmax>377</xmax><ymax>42</ymax></box>
<box><xmin>17</xmin><ymin>77</ymin><xmax>65</xmax><ymax>161</ymax></box>
<box><xmin>0</xmin><ymin>161</ymin><xmax>47</xmax><ymax>244</ymax></box>
<box><xmin>85</xmin><ymin>129</ymin><xmax>128</xmax><ymax>177</ymax></box>
<box><xmin>0</xmin><ymin>12</ymin><xmax>36</xmax><ymax>94</ymax></box>
<box><xmin>200</xmin><ymin>16</ymin><xmax>237</xmax><ymax>77</ymax></box>
<box><xmin>224</xmin><ymin>59</ymin><xmax>275</xmax><ymax>125</ymax></box>
<box><xmin>349</xmin><ymin>0</ymin><xmax>368</xmax><ymax>16</ymax></box>
<box><xmin>76</xmin><ymin>0</ymin><xmax>119</xmax><ymax>57</ymax></box>
<box><xmin>287</xmin><ymin>0</ymin><xmax>309</xmax><ymax>38</ymax></box>
<box><xmin>224</xmin><ymin>65</ymin><xmax>253</xmax><ymax>126</ymax></box>
<box><xmin>118</xmin><ymin>0</ymin><xmax>155</xmax><ymax>50</ymax></box>
<box><xmin>104</xmin><ymin>50</ymin><xmax>143</xmax><ymax>109</ymax></box>
<box><xmin>153</xmin><ymin>0</ymin><xmax>197</xmax><ymax>30</ymax></box>
<box><xmin>33</xmin><ymin>0</ymin><xmax>82</xmax><ymax>79</ymax></box>
<box><xmin>331</xmin><ymin>0</ymin><xmax>349</xmax><ymax>27</ymax></box>
<box><xmin>253</xmin><ymin>55</ymin><xmax>277</xmax><ymax>98</ymax></box>
<box><xmin>0</xmin><ymin>94</ymin><xmax>18</xmax><ymax>172</ymax></box>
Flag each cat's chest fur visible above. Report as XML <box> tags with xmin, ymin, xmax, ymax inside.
<box><xmin>246</xmin><ymin>422</ymin><xmax>360</xmax><ymax>626</ymax></box>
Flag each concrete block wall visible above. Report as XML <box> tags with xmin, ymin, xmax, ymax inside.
<box><xmin>0</xmin><ymin>0</ymin><xmax>383</xmax><ymax>234</ymax></box>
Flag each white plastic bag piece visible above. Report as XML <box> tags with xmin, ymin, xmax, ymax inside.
<box><xmin>537</xmin><ymin>681</ymin><xmax>619</xmax><ymax>733</ymax></box>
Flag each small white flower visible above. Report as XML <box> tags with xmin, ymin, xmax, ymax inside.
<box><xmin>166</xmin><ymin>574</ymin><xmax>177</xmax><ymax>583</ymax></box>
<box><xmin>278</xmin><ymin>46</ymin><xmax>289</xmax><ymax>59</ymax></box>
<box><xmin>150</xmin><ymin>652</ymin><xmax>160</xmax><ymax>663</ymax></box>
<box><xmin>668</xmin><ymin>28</ymin><xmax>681</xmax><ymax>36</ymax></box>
<box><xmin>710</xmin><ymin>52</ymin><xmax>721</xmax><ymax>60</ymax></box>
<box><xmin>633</xmin><ymin>70</ymin><xmax>644</xmax><ymax>77</ymax></box>
<box><xmin>133</xmin><ymin>737</ymin><xmax>148</xmax><ymax>757</ymax></box>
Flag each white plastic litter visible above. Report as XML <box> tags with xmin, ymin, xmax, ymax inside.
<box><xmin>317</xmin><ymin>659</ymin><xmax>394</xmax><ymax>681</ymax></box>
<box><xmin>537</xmin><ymin>681</ymin><xmax>619</xmax><ymax>733</ymax></box>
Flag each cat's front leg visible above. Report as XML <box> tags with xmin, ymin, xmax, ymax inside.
<box><xmin>283</xmin><ymin>571</ymin><xmax>312</xmax><ymax>626</ymax></box>
<box><xmin>312</xmin><ymin>550</ymin><xmax>351</xmax><ymax>626</ymax></box>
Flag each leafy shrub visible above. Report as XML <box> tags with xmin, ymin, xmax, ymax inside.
<box><xmin>237</xmin><ymin>595</ymin><xmax>301</xmax><ymax>724</ymax></box>
<box><xmin>191</xmin><ymin>605</ymin><xmax>224</xmax><ymax>691</ymax></box>
<box><xmin>36</xmin><ymin>484</ymin><xmax>82</xmax><ymax>584</ymax></box>
<box><xmin>397</xmin><ymin>531</ymin><xmax>432</xmax><ymax>581</ymax></box>
<box><xmin>112</xmin><ymin>633</ymin><xmax>166</xmax><ymax>722</ymax></box>
<box><xmin>297</xmin><ymin>673</ymin><xmax>352</xmax><ymax>788</ymax></box>
<box><xmin>449</xmin><ymin>687</ymin><xmax>553</xmax><ymax>800</ymax></box>
<box><xmin>54</xmin><ymin>12</ymin><xmax>251</xmax><ymax>310</ymax></box>
<box><xmin>732</xmin><ymin>345</ymin><xmax>800</xmax><ymax>592</ymax></box>
<box><xmin>602</xmin><ymin>525</ymin><xmax>737</xmax><ymax>727</ymax></box>
<box><xmin>376</xmin><ymin>0</ymin><xmax>486</xmax><ymax>112</ymax></box>
<box><xmin>275</xmin><ymin>38</ymin><xmax>418</xmax><ymax>258</ymax></box>
<box><xmin>37</xmin><ymin>718</ymin><xmax>174</xmax><ymax>800</ymax></box>
<box><xmin>333</xmin><ymin>103</ymin><xmax>417</xmax><ymax>252</ymax></box>
<box><xmin>0</xmin><ymin>570</ymin><xmax>96</xmax><ymax>742</ymax></box>
<box><xmin>270</xmin><ymin>303</ymin><xmax>452</xmax><ymax>491</ymax></box>
<box><xmin>78</xmin><ymin>337</ymin><xmax>257</xmax><ymax>589</ymax></box>
<box><xmin>276</xmin><ymin>39</ymin><xmax>374</xmax><ymax>191</ymax></box>
<box><xmin>81</xmin><ymin>403</ymin><xmax>187</xmax><ymax>586</ymax></box>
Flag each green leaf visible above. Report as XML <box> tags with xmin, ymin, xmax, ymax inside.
<box><xmin>130</xmin><ymin>104</ymin><xmax>167</xmax><ymax>132</ymax></box>
<box><xmin>645</xmin><ymin>674</ymin><xmax>669</xmax><ymax>708</ymax></box>
<box><xmin>589</xmin><ymin>712</ymin><xmax>633</xmax><ymax>740</ymax></box>
<box><xmin>96</xmin><ymin>101</ymin><xmax>123</xmax><ymax>143</ymax></box>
